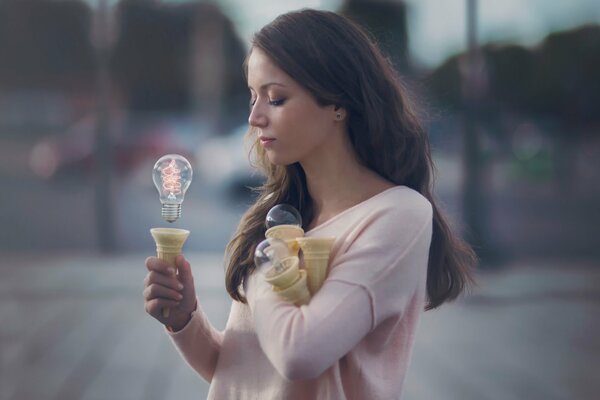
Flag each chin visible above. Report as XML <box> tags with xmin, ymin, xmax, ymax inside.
<box><xmin>266</xmin><ymin>152</ymin><xmax>297</xmax><ymax>167</ymax></box>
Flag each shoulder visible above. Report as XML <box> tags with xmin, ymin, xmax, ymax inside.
<box><xmin>364</xmin><ymin>186</ymin><xmax>432</xmax><ymax>232</ymax></box>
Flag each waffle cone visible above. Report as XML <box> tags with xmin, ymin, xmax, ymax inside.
<box><xmin>150</xmin><ymin>228</ymin><xmax>190</xmax><ymax>317</ymax></box>
<box><xmin>297</xmin><ymin>237</ymin><xmax>335</xmax><ymax>295</ymax></box>
<box><xmin>266</xmin><ymin>225</ymin><xmax>304</xmax><ymax>257</ymax></box>
<box><xmin>264</xmin><ymin>256</ymin><xmax>300</xmax><ymax>288</ymax></box>
<box><xmin>273</xmin><ymin>269</ymin><xmax>311</xmax><ymax>306</ymax></box>
<box><xmin>265</xmin><ymin>225</ymin><xmax>304</xmax><ymax>240</ymax></box>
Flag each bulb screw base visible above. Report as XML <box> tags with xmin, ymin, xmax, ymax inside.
<box><xmin>162</xmin><ymin>204</ymin><xmax>182</xmax><ymax>223</ymax></box>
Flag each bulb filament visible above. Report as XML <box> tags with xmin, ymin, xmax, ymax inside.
<box><xmin>162</xmin><ymin>159</ymin><xmax>182</xmax><ymax>195</ymax></box>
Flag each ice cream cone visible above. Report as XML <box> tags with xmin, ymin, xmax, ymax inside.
<box><xmin>150</xmin><ymin>228</ymin><xmax>190</xmax><ymax>318</ymax></box>
<box><xmin>296</xmin><ymin>237</ymin><xmax>335</xmax><ymax>295</ymax></box>
<box><xmin>265</xmin><ymin>225</ymin><xmax>304</xmax><ymax>256</ymax></box>
<box><xmin>272</xmin><ymin>269</ymin><xmax>311</xmax><ymax>306</ymax></box>
<box><xmin>264</xmin><ymin>256</ymin><xmax>300</xmax><ymax>288</ymax></box>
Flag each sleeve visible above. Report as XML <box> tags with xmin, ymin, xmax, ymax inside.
<box><xmin>246</xmin><ymin>197</ymin><xmax>433</xmax><ymax>381</ymax></box>
<box><xmin>166</xmin><ymin>299</ymin><xmax>224</xmax><ymax>383</ymax></box>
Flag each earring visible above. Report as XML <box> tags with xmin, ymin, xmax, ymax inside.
<box><xmin>335</xmin><ymin>113</ymin><xmax>342</xmax><ymax>120</ymax></box>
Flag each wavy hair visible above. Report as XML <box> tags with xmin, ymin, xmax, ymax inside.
<box><xmin>224</xmin><ymin>9</ymin><xmax>476</xmax><ymax>310</ymax></box>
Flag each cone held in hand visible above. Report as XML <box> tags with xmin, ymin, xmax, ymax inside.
<box><xmin>150</xmin><ymin>228</ymin><xmax>190</xmax><ymax>318</ymax></box>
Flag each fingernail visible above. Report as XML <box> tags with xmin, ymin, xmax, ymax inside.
<box><xmin>177</xmin><ymin>293</ymin><xmax>183</xmax><ymax>300</ymax></box>
<box><xmin>177</xmin><ymin>283</ymin><xmax>184</xmax><ymax>290</ymax></box>
<box><xmin>168</xmin><ymin>268</ymin><xmax>176</xmax><ymax>275</ymax></box>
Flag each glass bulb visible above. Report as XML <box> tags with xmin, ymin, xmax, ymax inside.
<box><xmin>254</xmin><ymin>238</ymin><xmax>291</xmax><ymax>275</ymax></box>
<box><xmin>265</xmin><ymin>204</ymin><xmax>302</xmax><ymax>229</ymax></box>
<box><xmin>152</xmin><ymin>154</ymin><xmax>193</xmax><ymax>223</ymax></box>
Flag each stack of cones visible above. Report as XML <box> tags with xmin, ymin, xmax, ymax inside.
<box><xmin>260</xmin><ymin>208</ymin><xmax>336</xmax><ymax>303</ymax></box>
<box><xmin>262</xmin><ymin>255</ymin><xmax>310</xmax><ymax>306</ymax></box>
<box><xmin>150</xmin><ymin>227</ymin><xmax>190</xmax><ymax>317</ymax></box>
<box><xmin>296</xmin><ymin>237</ymin><xmax>335</xmax><ymax>295</ymax></box>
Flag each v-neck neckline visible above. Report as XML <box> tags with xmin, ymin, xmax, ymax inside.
<box><xmin>305</xmin><ymin>186</ymin><xmax>405</xmax><ymax>235</ymax></box>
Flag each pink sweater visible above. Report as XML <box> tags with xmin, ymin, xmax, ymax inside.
<box><xmin>168</xmin><ymin>186</ymin><xmax>433</xmax><ymax>400</ymax></box>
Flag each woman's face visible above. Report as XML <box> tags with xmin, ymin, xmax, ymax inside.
<box><xmin>247</xmin><ymin>48</ymin><xmax>338</xmax><ymax>166</ymax></box>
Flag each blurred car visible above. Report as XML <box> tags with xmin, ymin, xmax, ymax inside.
<box><xmin>195</xmin><ymin>125</ymin><xmax>265</xmax><ymax>200</ymax></box>
<box><xmin>29</xmin><ymin>114</ymin><xmax>196</xmax><ymax>180</ymax></box>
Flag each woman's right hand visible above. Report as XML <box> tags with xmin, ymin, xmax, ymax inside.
<box><xmin>144</xmin><ymin>255</ymin><xmax>197</xmax><ymax>332</ymax></box>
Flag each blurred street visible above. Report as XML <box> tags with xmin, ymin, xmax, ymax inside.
<box><xmin>0</xmin><ymin>253</ymin><xmax>598</xmax><ymax>400</ymax></box>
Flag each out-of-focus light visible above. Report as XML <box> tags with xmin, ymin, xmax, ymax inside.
<box><xmin>29</xmin><ymin>142</ymin><xmax>58</xmax><ymax>178</ymax></box>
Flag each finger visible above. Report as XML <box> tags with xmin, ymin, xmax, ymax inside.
<box><xmin>146</xmin><ymin>256</ymin><xmax>176</xmax><ymax>275</ymax></box>
<box><xmin>176</xmin><ymin>256</ymin><xmax>197</xmax><ymax>303</ymax></box>
<box><xmin>176</xmin><ymin>255</ymin><xmax>194</xmax><ymax>288</ymax></box>
<box><xmin>145</xmin><ymin>271</ymin><xmax>183</xmax><ymax>292</ymax></box>
<box><xmin>143</xmin><ymin>283</ymin><xmax>184</xmax><ymax>302</ymax></box>
<box><xmin>145</xmin><ymin>298</ymin><xmax>180</xmax><ymax>317</ymax></box>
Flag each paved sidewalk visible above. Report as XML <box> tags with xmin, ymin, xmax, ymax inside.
<box><xmin>0</xmin><ymin>253</ymin><xmax>598</xmax><ymax>400</ymax></box>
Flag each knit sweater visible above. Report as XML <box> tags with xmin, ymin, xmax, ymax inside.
<box><xmin>168</xmin><ymin>186</ymin><xmax>433</xmax><ymax>400</ymax></box>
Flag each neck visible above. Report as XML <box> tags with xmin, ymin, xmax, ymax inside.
<box><xmin>299</xmin><ymin>128</ymin><xmax>393</xmax><ymax>223</ymax></box>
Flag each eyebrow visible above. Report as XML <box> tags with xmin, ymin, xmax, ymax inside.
<box><xmin>248</xmin><ymin>82</ymin><xmax>288</xmax><ymax>91</ymax></box>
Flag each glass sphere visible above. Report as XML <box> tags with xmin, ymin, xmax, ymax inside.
<box><xmin>254</xmin><ymin>238</ymin><xmax>291</xmax><ymax>275</ymax></box>
<box><xmin>265</xmin><ymin>204</ymin><xmax>302</xmax><ymax>229</ymax></box>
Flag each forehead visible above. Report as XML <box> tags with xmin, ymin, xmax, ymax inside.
<box><xmin>247</xmin><ymin>48</ymin><xmax>293</xmax><ymax>89</ymax></box>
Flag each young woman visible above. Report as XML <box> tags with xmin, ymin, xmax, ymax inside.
<box><xmin>144</xmin><ymin>9</ymin><xmax>475</xmax><ymax>399</ymax></box>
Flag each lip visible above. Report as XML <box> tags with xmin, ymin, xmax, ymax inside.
<box><xmin>259</xmin><ymin>137</ymin><xmax>276</xmax><ymax>147</ymax></box>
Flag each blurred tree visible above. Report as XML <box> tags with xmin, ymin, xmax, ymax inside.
<box><xmin>110</xmin><ymin>0</ymin><xmax>192</xmax><ymax>115</ymax></box>
<box><xmin>531</xmin><ymin>25</ymin><xmax>600</xmax><ymax>124</ymax></box>
<box><xmin>338</xmin><ymin>0</ymin><xmax>411</xmax><ymax>75</ymax></box>
<box><xmin>426</xmin><ymin>24</ymin><xmax>600</xmax><ymax>127</ymax></box>
<box><xmin>110</xmin><ymin>0</ymin><xmax>247</xmax><ymax>133</ymax></box>
<box><xmin>0</xmin><ymin>0</ymin><xmax>95</xmax><ymax>91</ymax></box>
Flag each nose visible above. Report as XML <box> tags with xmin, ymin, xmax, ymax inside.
<box><xmin>248</xmin><ymin>102</ymin><xmax>267</xmax><ymax>128</ymax></box>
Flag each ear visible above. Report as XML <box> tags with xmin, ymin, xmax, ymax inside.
<box><xmin>333</xmin><ymin>105</ymin><xmax>346</xmax><ymax>121</ymax></box>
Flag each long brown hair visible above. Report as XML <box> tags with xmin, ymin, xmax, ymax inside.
<box><xmin>225</xmin><ymin>9</ymin><xmax>476</xmax><ymax>310</ymax></box>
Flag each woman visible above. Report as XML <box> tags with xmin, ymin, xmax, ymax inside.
<box><xmin>144</xmin><ymin>9</ymin><xmax>476</xmax><ymax>399</ymax></box>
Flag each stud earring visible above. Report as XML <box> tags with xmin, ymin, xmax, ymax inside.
<box><xmin>335</xmin><ymin>113</ymin><xmax>342</xmax><ymax>120</ymax></box>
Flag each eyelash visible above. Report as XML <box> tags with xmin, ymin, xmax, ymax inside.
<box><xmin>249</xmin><ymin>97</ymin><xmax>286</xmax><ymax>108</ymax></box>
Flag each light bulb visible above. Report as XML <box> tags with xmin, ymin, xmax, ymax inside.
<box><xmin>152</xmin><ymin>154</ymin><xmax>193</xmax><ymax>223</ymax></box>
<box><xmin>254</xmin><ymin>238</ymin><xmax>291</xmax><ymax>275</ymax></box>
<box><xmin>265</xmin><ymin>204</ymin><xmax>302</xmax><ymax>229</ymax></box>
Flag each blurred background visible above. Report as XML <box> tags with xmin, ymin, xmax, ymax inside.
<box><xmin>0</xmin><ymin>0</ymin><xmax>598</xmax><ymax>399</ymax></box>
